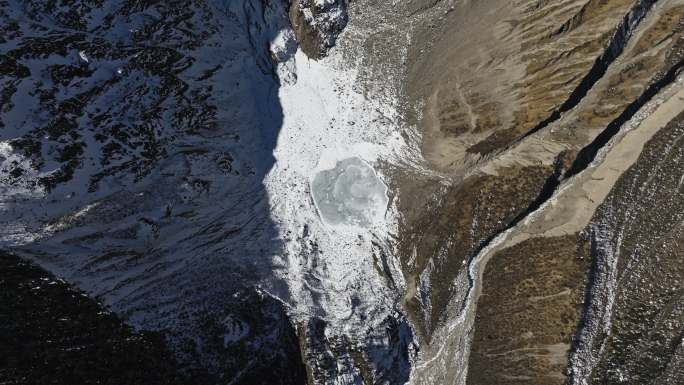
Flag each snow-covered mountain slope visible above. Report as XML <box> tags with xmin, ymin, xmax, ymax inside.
<box><xmin>1</xmin><ymin>0</ymin><xmax>416</xmax><ymax>383</ymax></box>
<box><xmin>2</xmin><ymin>0</ymin><xmax>306</xmax><ymax>382</ymax></box>
<box><xmin>3</xmin><ymin>0</ymin><xmax>683</xmax><ymax>384</ymax></box>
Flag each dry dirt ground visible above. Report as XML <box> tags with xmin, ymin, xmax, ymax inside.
<box><xmin>392</xmin><ymin>0</ymin><xmax>684</xmax><ymax>383</ymax></box>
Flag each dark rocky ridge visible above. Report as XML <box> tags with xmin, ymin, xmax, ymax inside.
<box><xmin>466</xmin><ymin>235</ymin><xmax>591</xmax><ymax>385</ymax></box>
<box><xmin>289</xmin><ymin>0</ymin><xmax>349</xmax><ymax>59</ymax></box>
<box><xmin>516</xmin><ymin>0</ymin><xmax>658</xmax><ymax>146</ymax></box>
<box><xmin>0</xmin><ymin>251</ymin><xmax>200</xmax><ymax>385</ymax></box>
<box><xmin>565</xmin><ymin>44</ymin><xmax>684</xmax><ymax>178</ymax></box>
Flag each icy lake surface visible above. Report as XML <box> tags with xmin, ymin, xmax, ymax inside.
<box><xmin>311</xmin><ymin>157</ymin><xmax>388</xmax><ymax>228</ymax></box>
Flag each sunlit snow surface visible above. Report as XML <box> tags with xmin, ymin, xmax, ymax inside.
<box><xmin>311</xmin><ymin>157</ymin><xmax>388</xmax><ymax>228</ymax></box>
<box><xmin>265</xmin><ymin>47</ymin><xmax>413</xmax><ymax>336</ymax></box>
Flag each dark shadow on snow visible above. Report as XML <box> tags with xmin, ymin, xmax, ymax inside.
<box><xmin>0</xmin><ymin>1</ymin><xmax>305</xmax><ymax>383</ymax></box>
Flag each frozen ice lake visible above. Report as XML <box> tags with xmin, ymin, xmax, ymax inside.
<box><xmin>311</xmin><ymin>157</ymin><xmax>388</xmax><ymax>228</ymax></box>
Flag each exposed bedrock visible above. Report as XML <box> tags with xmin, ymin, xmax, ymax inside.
<box><xmin>288</xmin><ymin>0</ymin><xmax>349</xmax><ymax>59</ymax></box>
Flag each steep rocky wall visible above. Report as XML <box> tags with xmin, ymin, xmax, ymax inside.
<box><xmin>288</xmin><ymin>0</ymin><xmax>348</xmax><ymax>59</ymax></box>
<box><xmin>0</xmin><ymin>0</ymin><xmax>308</xmax><ymax>382</ymax></box>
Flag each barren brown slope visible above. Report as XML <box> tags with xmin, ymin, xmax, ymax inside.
<box><xmin>464</xmin><ymin>14</ymin><xmax>684</xmax><ymax>385</ymax></box>
<box><xmin>465</xmin><ymin>97</ymin><xmax>684</xmax><ymax>385</ymax></box>
<box><xmin>575</xmin><ymin>109</ymin><xmax>684</xmax><ymax>385</ymax></box>
<box><xmin>405</xmin><ymin>0</ymin><xmax>636</xmax><ymax>171</ymax></box>
<box><xmin>399</xmin><ymin>0</ymin><xmax>684</xmax><ymax>338</ymax></box>
<box><xmin>466</xmin><ymin>235</ymin><xmax>590</xmax><ymax>385</ymax></box>
<box><xmin>400</xmin><ymin>0</ymin><xmax>684</xmax><ymax>383</ymax></box>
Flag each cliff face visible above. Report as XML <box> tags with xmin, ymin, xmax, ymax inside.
<box><xmin>2</xmin><ymin>0</ymin><xmax>683</xmax><ymax>384</ymax></box>
<box><xmin>288</xmin><ymin>0</ymin><xmax>349</xmax><ymax>59</ymax></box>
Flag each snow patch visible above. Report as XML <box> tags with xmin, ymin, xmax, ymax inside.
<box><xmin>0</xmin><ymin>141</ymin><xmax>47</xmax><ymax>245</ymax></box>
<box><xmin>265</xmin><ymin>47</ymin><xmax>409</xmax><ymax>335</ymax></box>
<box><xmin>78</xmin><ymin>50</ymin><xmax>89</xmax><ymax>63</ymax></box>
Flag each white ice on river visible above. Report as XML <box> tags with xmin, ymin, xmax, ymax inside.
<box><xmin>311</xmin><ymin>157</ymin><xmax>388</xmax><ymax>228</ymax></box>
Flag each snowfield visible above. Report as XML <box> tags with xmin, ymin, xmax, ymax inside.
<box><xmin>265</xmin><ymin>45</ymin><xmax>410</xmax><ymax>337</ymax></box>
